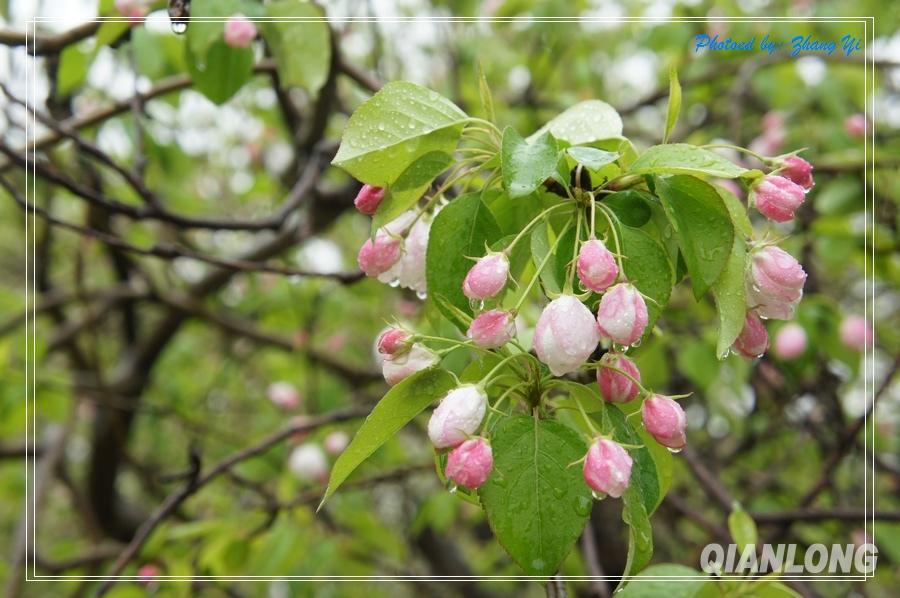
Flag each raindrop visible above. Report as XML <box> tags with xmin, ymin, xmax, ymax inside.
<box><xmin>591</xmin><ymin>490</ymin><xmax>607</xmax><ymax>501</ymax></box>
<box><xmin>171</xmin><ymin>21</ymin><xmax>187</xmax><ymax>34</ymax></box>
<box><xmin>388</xmin><ymin>279</ymin><xmax>401</xmax><ymax>288</ymax></box>
<box><xmin>630</xmin><ymin>338</ymin><xmax>642</xmax><ymax>348</ymax></box>
<box><xmin>573</xmin><ymin>495</ymin><xmax>592</xmax><ymax>517</ymax></box>
<box><xmin>448</xmin><ymin>483</ymin><xmax>458</xmax><ymax>494</ymax></box>
<box><xmin>416</xmin><ymin>290</ymin><xmax>428</xmax><ymax>300</ymax></box>
<box><xmin>666</xmin><ymin>446</ymin><xmax>683</xmax><ymax>454</ymax></box>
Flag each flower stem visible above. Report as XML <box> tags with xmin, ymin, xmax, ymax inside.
<box><xmin>513</xmin><ymin>216</ymin><xmax>575</xmax><ymax>311</ymax></box>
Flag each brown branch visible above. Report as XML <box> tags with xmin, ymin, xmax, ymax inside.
<box><xmin>0</xmin><ymin>21</ymin><xmax>100</xmax><ymax>55</ymax></box>
<box><xmin>0</xmin><ymin>175</ymin><xmax>364</xmax><ymax>283</ymax></box>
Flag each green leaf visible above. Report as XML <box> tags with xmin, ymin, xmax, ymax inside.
<box><xmin>333</xmin><ymin>82</ymin><xmax>469</xmax><ymax>186</ymax></box>
<box><xmin>425</xmin><ymin>193</ymin><xmax>501</xmax><ymax>330</ymax></box>
<box><xmin>607</xmin><ymin>218</ymin><xmax>674</xmax><ymax>332</ymax></box>
<box><xmin>318</xmin><ymin>368</ymin><xmax>455</xmax><ymax>509</ymax></box>
<box><xmin>567</xmin><ymin>146</ymin><xmax>619</xmax><ymax>171</ymax></box>
<box><xmin>717</xmin><ymin>184</ymin><xmax>753</xmax><ymax>238</ymax></box>
<box><xmin>94</xmin><ymin>20</ymin><xmax>129</xmax><ymax>48</ymax></box>
<box><xmin>617</xmin><ymin>564</ymin><xmax>711</xmax><ymax>597</ymax></box>
<box><xmin>187</xmin><ymin>0</ymin><xmax>245</xmax><ymax>61</ymax></box>
<box><xmin>57</xmin><ymin>43</ymin><xmax>90</xmax><ymax>97</ymax></box>
<box><xmin>663</xmin><ymin>67</ymin><xmax>681</xmax><ymax>144</ymax></box>
<box><xmin>629</xmin><ymin>144</ymin><xmax>747</xmax><ymax>179</ymax></box>
<box><xmin>728</xmin><ymin>504</ymin><xmax>758</xmax><ymax>552</ymax></box>
<box><xmin>187</xmin><ymin>40</ymin><xmax>254</xmax><ymax>104</ymax></box>
<box><xmin>529</xmin><ymin>99</ymin><xmax>623</xmax><ymax>145</ymax></box>
<box><xmin>603</xmin><ymin>190</ymin><xmax>652</xmax><ymax>228</ymax></box>
<box><xmin>501</xmin><ymin>128</ymin><xmax>558</xmax><ymax>198</ymax></box>
<box><xmin>478</xmin><ymin>415</ymin><xmax>592</xmax><ymax>576</ymax></box>
<box><xmin>372</xmin><ymin>151</ymin><xmax>453</xmax><ymax>231</ymax></box>
<box><xmin>262</xmin><ymin>1</ymin><xmax>331</xmax><ymax>96</ymax></box>
<box><xmin>711</xmin><ymin>236</ymin><xmax>748</xmax><ymax>359</ymax></box>
<box><xmin>656</xmin><ymin>175</ymin><xmax>735</xmax><ymax>300</ymax></box>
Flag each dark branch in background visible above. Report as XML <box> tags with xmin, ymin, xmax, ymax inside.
<box><xmin>96</xmin><ymin>408</ymin><xmax>367</xmax><ymax>595</ymax></box>
<box><xmin>0</xmin><ymin>21</ymin><xmax>100</xmax><ymax>55</ymax></box>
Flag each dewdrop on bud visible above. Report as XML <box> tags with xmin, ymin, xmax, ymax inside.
<box><xmin>462</xmin><ymin>252</ymin><xmax>509</xmax><ymax>300</ymax></box>
<box><xmin>774</xmin><ymin>323</ymin><xmax>808</xmax><ymax>360</ymax></box>
<box><xmin>445</xmin><ymin>438</ymin><xmax>493</xmax><ymax>489</ymax></box>
<box><xmin>427</xmin><ymin>385</ymin><xmax>487</xmax><ymax>449</ymax></box>
<box><xmin>288</xmin><ymin>443</ymin><xmax>329</xmax><ymax>483</ymax></box>
<box><xmin>597</xmin><ymin>353</ymin><xmax>641</xmax><ymax>403</ymax></box>
<box><xmin>583</xmin><ymin>439</ymin><xmax>632</xmax><ymax>499</ymax></box>
<box><xmin>357</xmin><ymin>233</ymin><xmax>401</xmax><ymax>278</ymax></box>
<box><xmin>780</xmin><ymin>155</ymin><xmax>814</xmax><ymax>190</ymax></box>
<box><xmin>223</xmin><ymin>14</ymin><xmax>257</xmax><ymax>48</ymax></box>
<box><xmin>596</xmin><ymin>283</ymin><xmax>648</xmax><ymax>347</ymax></box>
<box><xmin>732</xmin><ymin>312</ymin><xmax>769</xmax><ymax>359</ymax></box>
<box><xmin>839</xmin><ymin>315</ymin><xmax>873</xmax><ymax>351</ymax></box>
<box><xmin>534</xmin><ymin>295</ymin><xmax>601</xmax><ymax>376</ymax></box>
<box><xmin>266</xmin><ymin>381</ymin><xmax>301</xmax><ymax>410</ymax></box>
<box><xmin>377</xmin><ymin>328</ymin><xmax>410</xmax><ymax>356</ymax></box>
<box><xmin>467</xmin><ymin>309</ymin><xmax>516</xmax><ymax>349</ymax></box>
<box><xmin>323</xmin><ymin>431</ymin><xmax>350</xmax><ymax>456</ymax></box>
<box><xmin>577</xmin><ymin>239</ymin><xmax>619</xmax><ymax>293</ymax></box>
<box><xmin>382</xmin><ymin>343</ymin><xmax>438</xmax><ymax>386</ymax></box>
<box><xmin>353</xmin><ymin>184</ymin><xmax>386</xmax><ymax>216</ymax></box>
<box><xmin>746</xmin><ymin>246</ymin><xmax>807</xmax><ymax>320</ymax></box>
<box><xmin>642</xmin><ymin>395</ymin><xmax>687</xmax><ymax>451</ymax></box>
<box><xmin>751</xmin><ymin>175</ymin><xmax>805</xmax><ymax>222</ymax></box>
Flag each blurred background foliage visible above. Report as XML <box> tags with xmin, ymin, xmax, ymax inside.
<box><xmin>0</xmin><ymin>0</ymin><xmax>898</xmax><ymax>596</ymax></box>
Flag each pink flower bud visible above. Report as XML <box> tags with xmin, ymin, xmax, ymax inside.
<box><xmin>377</xmin><ymin>328</ymin><xmax>410</xmax><ymax>356</ymax></box>
<box><xmin>596</xmin><ymin>283</ymin><xmax>649</xmax><ymax>347</ymax></box>
<box><xmin>445</xmin><ymin>438</ymin><xmax>493</xmax><ymax>488</ymax></box>
<box><xmin>752</xmin><ymin>175</ymin><xmax>805</xmax><ymax>222</ymax></box>
<box><xmin>323</xmin><ymin>431</ymin><xmax>350</xmax><ymax>455</ymax></box>
<box><xmin>427</xmin><ymin>385</ymin><xmax>487</xmax><ymax>449</ymax></box>
<box><xmin>266</xmin><ymin>381</ymin><xmax>301</xmax><ymax>410</ymax></box>
<box><xmin>597</xmin><ymin>353</ymin><xmax>641</xmax><ymax>403</ymax></box>
<box><xmin>382</xmin><ymin>343</ymin><xmax>439</xmax><ymax>386</ymax></box>
<box><xmin>746</xmin><ymin>246</ymin><xmax>807</xmax><ymax>320</ymax></box>
<box><xmin>774</xmin><ymin>323</ymin><xmax>808</xmax><ymax>360</ymax></box>
<box><xmin>115</xmin><ymin>0</ymin><xmax>146</xmax><ymax>22</ymax></box>
<box><xmin>353</xmin><ymin>184</ymin><xmax>385</xmax><ymax>215</ymax></box>
<box><xmin>642</xmin><ymin>395</ymin><xmax>687</xmax><ymax>450</ymax></box>
<box><xmin>583</xmin><ymin>439</ymin><xmax>632</xmax><ymax>498</ymax></box>
<box><xmin>732</xmin><ymin>312</ymin><xmax>769</xmax><ymax>359</ymax></box>
<box><xmin>137</xmin><ymin>564</ymin><xmax>159</xmax><ymax>585</ymax></box>
<box><xmin>534</xmin><ymin>295</ymin><xmax>601</xmax><ymax>376</ymax></box>
<box><xmin>223</xmin><ymin>14</ymin><xmax>257</xmax><ymax>48</ymax></box>
<box><xmin>844</xmin><ymin>114</ymin><xmax>866</xmax><ymax>138</ymax></box>
<box><xmin>463</xmin><ymin>252</ymin><xmax>509</xmax><ymax>300</ymax></box>
<box><xmin>577</xmin><ymin>239</ymin><xmax>619</xmax><ymax>293</ymax></box>
<box><xmin>357</xmin><ymin>233</ymin><xmax>401</xmax><ymax>278</ymax></box>
<box><xmin>839</xmin><ymin>315</ymin><xmax>873</xmax><ymax>351</ymax></box>
<box><xmin>780</xmin><ymin>155</ymin><xmax>814</xmax><ymax>190</ymax></box>
<box><xmin>467</xmin><ymin>309</ymin><xmax>516</xmax><ymax>349</ymax></box>
<box><xmin>288</xmin><ymin>443</ymin><xmax>329</xmax><ymax>483</ymax></box>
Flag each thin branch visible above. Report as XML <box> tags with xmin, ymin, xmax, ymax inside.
<box><xmin>95</xmin><ymin>407</ymin><xmax>368</xmax><ymax>594</ymax></box>
<box><xmin>0</xmin><ymin>21</ymin><xmax>101</xmax><ymax>55</ymax></box>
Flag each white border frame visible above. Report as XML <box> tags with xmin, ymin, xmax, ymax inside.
<box><xmin>20</xmin><ymin>13</ymin><xmax>876</xmax><ymax>586</ymax></box>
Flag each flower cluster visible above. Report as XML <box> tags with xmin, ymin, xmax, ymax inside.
<box><xmin>342</xmin><ymin>99</ymin><xmax>815</xmax><ymax>506</ymax></box>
